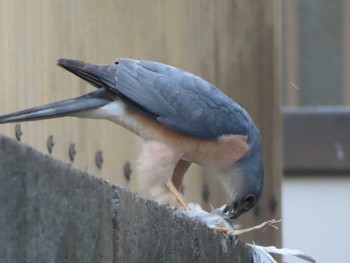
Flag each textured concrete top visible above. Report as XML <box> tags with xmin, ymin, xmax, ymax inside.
<box><xmin>0</xmin><ymin>134</ymin><xmax>252</xmax><ymax>263</ymax></box>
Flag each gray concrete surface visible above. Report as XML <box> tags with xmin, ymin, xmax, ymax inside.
<box><xmin>0</xmin><ymin>134</ymin><xmax>252</xmax><ymax>263</ymax></box>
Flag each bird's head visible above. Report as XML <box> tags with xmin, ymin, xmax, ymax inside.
<box><xmin>221</xmin><ymin>129</ymin><xmax>264</xmax><ymax>219</ymax></box>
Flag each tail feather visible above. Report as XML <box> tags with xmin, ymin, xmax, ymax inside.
<box><xmin>0</xmin><ymin>89</ymin><xmax>114</xmax><ymax>123</ymax></box>
<box><xmin>58</xmin><ymin>58</ymin><xmax>158</xmax><ymax>121</ymax></box>
<box><xmin>57</xmin><ymin>59</ymin><xmax>117</xmax><ymax>88</ymax></box>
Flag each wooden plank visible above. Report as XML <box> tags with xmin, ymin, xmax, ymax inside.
<box><xmin>0</xmin><ymin>0</ymin><xmax>281</xmax><ymax>246</ymax></box>
<box><xmin>283</xmin><ymin>0</ymin><xmax>300</xmax><ymax>106</ymax></box>
<box><xmin>344</xmin><ymin>0</ymin><xmax>350</xmax><ymax>104</ymax></box>
<box><xmin>283</xmin><ymin>107</ymin><xmax>350</xmax><ymax>173</ymax></box>
<box><xmin>199</xmin><ymin>0</ymin><xmax>282</xmax><ymax>245</ymax></box>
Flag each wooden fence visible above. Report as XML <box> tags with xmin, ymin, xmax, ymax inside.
<box><xmin>0</xmin><ymin>0</ymin><xmax>281</xmax><ymax>245</ymax></box>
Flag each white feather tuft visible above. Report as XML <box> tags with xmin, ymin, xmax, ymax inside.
<box><xmin>250</xmin><ymin>244</ymin><xmax>316</xmax><ymax>263</ymax></box>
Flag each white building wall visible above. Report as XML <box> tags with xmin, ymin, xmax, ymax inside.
<box><xmin>282</xmin><ymin>176</ymin><xmax>350</xmax><ymax>263</ymax></box>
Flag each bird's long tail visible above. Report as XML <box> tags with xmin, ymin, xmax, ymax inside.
<box><xmin>0</xmin><ymin>89</ymin><xmax>115</xmax><ymax>124</ymax></box>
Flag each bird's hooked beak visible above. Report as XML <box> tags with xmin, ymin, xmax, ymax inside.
<box><xmin>223</xmin><ymin>202</ymin><xmax>240</xmax><ymax>219</ymax></box>
<box><xmin>223</xmin><ymin>194</ymin><xmax>257</xmax><ymax>219</ymax></box>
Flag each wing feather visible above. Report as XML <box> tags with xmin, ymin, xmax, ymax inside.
<box><xmin>113</xmin><ymin>59</ymin><xmax>250</xmax><ymax>140</ymax></box>
<box><xmin>58</xmin><ymin>58</ymin><xmax>251</xmax><ymax>140</ymax></box>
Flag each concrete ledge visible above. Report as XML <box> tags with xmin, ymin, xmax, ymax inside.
<box><xmin>0</xmin><ymin>134</ymin><xmax>252</xmax><ymax>263</ymax></box>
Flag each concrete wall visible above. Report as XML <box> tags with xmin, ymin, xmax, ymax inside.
<box><xmin>0</xmin><ymin>134</ymin><xmax>252</xmax><ymax>263</ymax></box>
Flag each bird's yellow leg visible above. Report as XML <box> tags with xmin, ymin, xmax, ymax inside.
<box><xmin>165</xmin><ymin>181</ymin><xmax>191</xmax><ymax>211</ymax></box>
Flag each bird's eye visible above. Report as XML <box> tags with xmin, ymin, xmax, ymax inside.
<box><xmin>243</xmin><ymin>194</ymin><xmax>256</xmax><ymax>208</ymax></box>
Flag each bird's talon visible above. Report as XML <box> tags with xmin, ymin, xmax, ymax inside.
<box><xmin>215</xmin><ymin>226</ymin><xmax>230</xmax><ymax>233</ymax></box>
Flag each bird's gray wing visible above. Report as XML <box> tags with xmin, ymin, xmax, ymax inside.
<box><xmin>58</xmin><ymin>59</ymin><xmax>251</xmax><ymax>140</ymax></box>
<box><xmin>113</xmin><ymin>59</ymin><xmax>251</xmax><ymax>140</ymax></box>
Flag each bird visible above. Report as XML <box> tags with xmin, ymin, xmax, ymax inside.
<box><xmin>0</xmin><ymin>58</ymin><xmax>263</xmax><ymax>219</ymax></box>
